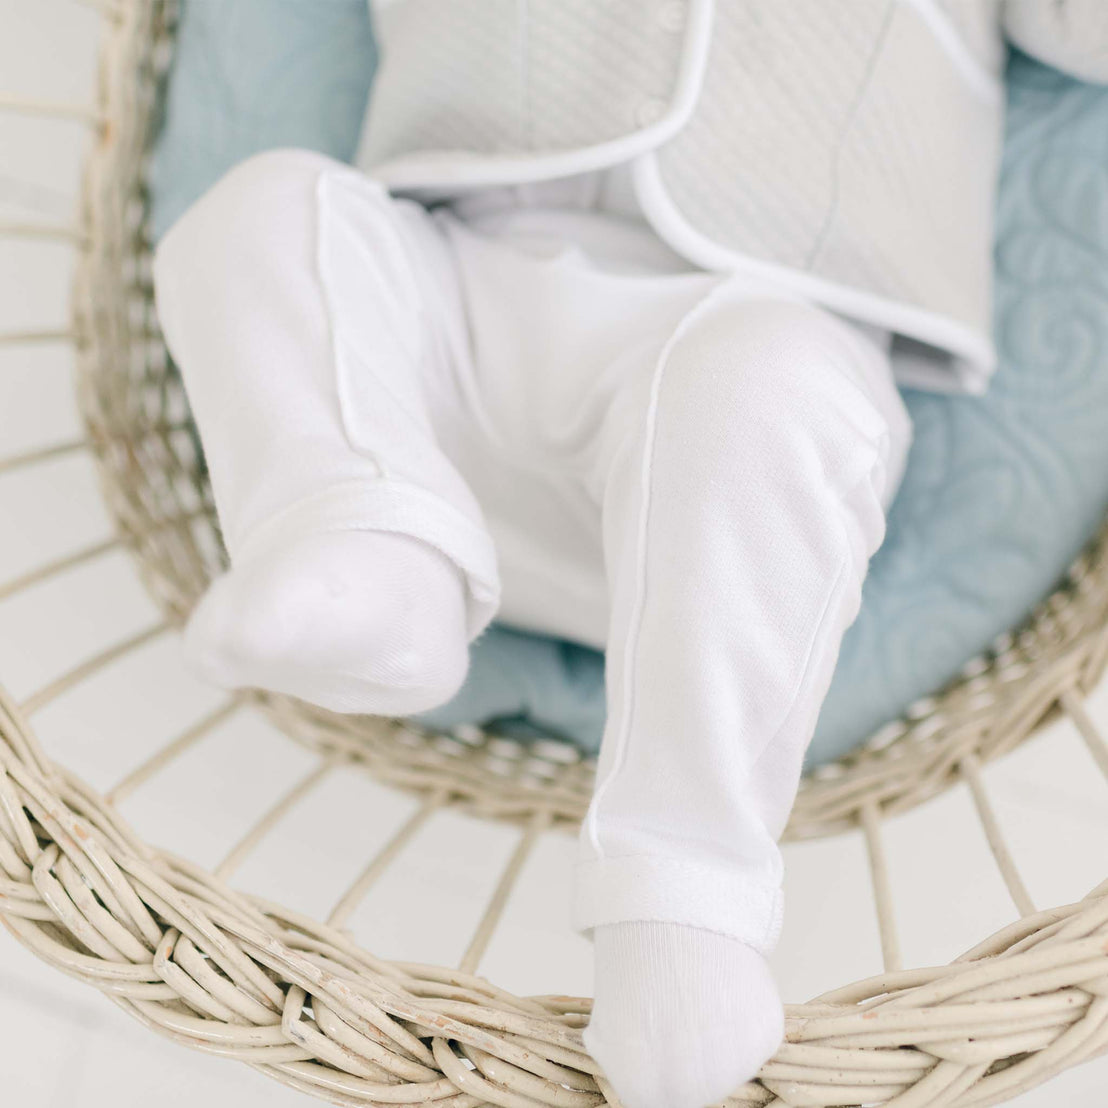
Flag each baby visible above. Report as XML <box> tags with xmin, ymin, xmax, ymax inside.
<box><xmin>152</xmin><ymin>3</ymin><xmax>1108</xmax><ymax>1106</ymax></box>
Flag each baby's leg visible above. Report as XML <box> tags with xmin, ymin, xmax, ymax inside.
<box><xmin>153</xmin><ymin>151</ymin><xmax>499</xmax><ymax>715</ymax></box>
<box><xmin>580</xmin><ymin>294</ymin><xmax>911</xmax><ymax>1108</ymax></box>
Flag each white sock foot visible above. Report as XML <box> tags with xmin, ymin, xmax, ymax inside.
<box><xmin>584</xmin><ymin>921</ymin><xmax>784</xmax><ymax>1108</ymax></box>
<box><xmin>184</xmin><ymin>530</ymin><xmax>471</xmax><ymax>716</ymax></box>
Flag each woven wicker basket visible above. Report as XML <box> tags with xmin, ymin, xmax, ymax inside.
<box><xmin>3</xmin><ymin>2</ymin><xmax>1108</xmax><ymax>1105</ymax></box>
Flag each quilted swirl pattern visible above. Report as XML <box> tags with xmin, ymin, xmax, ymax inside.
<box><xmin>148</xmin><ymin>3</ymin><xmax>1108</xmax><ymax>768</ymax></box>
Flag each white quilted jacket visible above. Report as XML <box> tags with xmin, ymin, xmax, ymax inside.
<box><xmin>357</xmin><ymin>0</ymin><xmax>1108</xmax><ymax>393</ymax></box>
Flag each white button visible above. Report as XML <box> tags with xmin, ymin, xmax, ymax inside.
<box><xmin>634</xmin><ymin>97</ymin><xmax>667</xmax><ymax>127</ymax></box>
<box><xmin>657</xmin><ymin>0</ymin><xmax>686</xmax><ymax>32</ymax></box>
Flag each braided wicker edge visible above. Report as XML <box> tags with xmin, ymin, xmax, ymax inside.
<box><xmin>0</xmin><ymin>1</ymin><xmax>1105</xmax><ymax>1106</ymax></box>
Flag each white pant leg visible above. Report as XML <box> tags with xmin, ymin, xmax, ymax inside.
<box><xmin>574</xmin><ymin>290</ymin><xmax>912</xmax><ymax>953</ymax></box>
<box><xmin>153</xmin><ymin>149</ymin><xmax>499</xmax><ymax>635</ymax></box>
<box><xmin>429</xmin><ymin>208</ymin><xmax>722</xmax><ymax>651</ymax></box>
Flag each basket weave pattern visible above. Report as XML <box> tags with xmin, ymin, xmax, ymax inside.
<box><xmin>1</xmin><ymin>2</ymin><xmax>1108</xmax><ymax>1105</ymax></box>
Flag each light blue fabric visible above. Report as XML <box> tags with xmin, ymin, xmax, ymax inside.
<box><xmin>149</xmin><ymin>3</ymin><xmax>1108</xmax><ymax>769</ymax></box>
<box><xmin>149</xmin><ymin>0</ymin><xmax>376</xmax><ymax>241</ymax></box>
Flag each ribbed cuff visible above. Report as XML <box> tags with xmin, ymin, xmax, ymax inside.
<box><xmin>572</xmin><ymin>854</ymin><xmax>785</xmax><ymax>957</ymax></box>
<box><xmin>230</xmin><ymin>477</ymin><xmax>501</xmax><ymax>641</ymax></box>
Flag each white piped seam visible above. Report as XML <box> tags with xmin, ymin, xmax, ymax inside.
<box><xmin>362</xmin><ymin>0</ymin><xmax>717</xmax><ymax>192</ymax></box>
<box><xmin>631</xmin><ymin>152</ymin><xmax>997</xmax><ymax>395</ymax></box>
<box><xmin>582</xmin><ymin>279</ymin><xmax>752</xmax><ymax>860</ymax></box>
<box><xmin>897</xmin><ymin>0</ymin><xmax>1005</xmax><ymax>104</ymax></box>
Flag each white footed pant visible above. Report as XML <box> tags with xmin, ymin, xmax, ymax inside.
<box><xmin>154</xmin><ymin>149</ymin><xmax>913</xmax><ymax>957</ymax></box>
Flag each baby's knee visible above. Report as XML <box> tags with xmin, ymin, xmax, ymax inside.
<box><xmin>663</xmin><ymin>298</ymin><xmax>898</xmax><ymax>456</ymax></box>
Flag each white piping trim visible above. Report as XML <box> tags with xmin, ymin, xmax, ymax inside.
<box><xmin>365</xmin><ymin>0</ymin><xmax>716</xmax><ymax>191</ymax></box>
<box><xmin>897</xmin><ymin>0</ymin><xmax>1004</xmax><ymax>105</ymax></box>
<box><xmin>631</xmin><ymin>152</ymin><xmax>997</xmax><ymax>395</ymax></box>
<box><xmin>583</xmin><ymin>277</ymin><xmax>743</xmax><ymax>859</ymax></box>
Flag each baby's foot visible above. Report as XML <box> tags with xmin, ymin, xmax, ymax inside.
<box><xmin>184</xmin><ymin>530</ymin><xmax>470</xmax><ymax>716</ymax></box>
<box><xmin>584</xmin><ymin>921</ymin><xmax>784</xmax><ymax>1108</ymax></box>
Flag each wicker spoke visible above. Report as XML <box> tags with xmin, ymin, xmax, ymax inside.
<box><xmin>0</xmin><ymin>439</ymin><xmax>87</xmax><ymax>476</ymax></box>
<box><xmin>0</xmin><ymin>537</ymin><xmax>119</xmax><ymax>603</ymax></box>
<box><xmin>19</xmin><ymin>622</ymin><xmax>171</xmax><ymax>716</ymax></box>
<box><xmin>0</xmin><ymin>223</ymin><xmax>84</xmax><ymax>244</ymax></box>
<box><xmin>458</xmin><ymin>809</ymin><xmax>552</xmax><ymax>976</ymax></box>
<box><xmin>0</xmin><ymin>95</ymin><xmax>103</xmax><ymax>127</ymax></box>
<box><xmin>326</xmin><ymin>788</ymin><xmax>450</xmax><ymax>930</ymax></box>
<box><xmin>0</xmin><ymin>329</ymin><xmax>76</xmax><ymax>346</ymax></box>
<box><xmin>0</xmin><ymin>501</ymin><xmax>214</xmax><ymax>608</ymax></box>
<box><xmin>1060</xmin><ymin>689</ymin><xmax>1108</xmax><ymax>783</ymax></box>
<box><xmin>960</xmin><ymin>752</ymin><xmax>1037</xmax><ymax>918</ymax></box>
<box><xmin>861</xmin><ymin>800</ymin><xmax>902</xmax><ymax>974</ymax></box>
<box><xmin>73</xmin><ymin>0</ymin><xmax>124</xmax><ymax>18</ymax></box>
<box><xmin>0</xmin><ymin>426</ymin><xmax>191</xmax><ymax>483</ymax></box>
<box><xmin>214</xmin><ymin>757</ymin><xmax>340</xmax><ymax>882</ymax></box>
<box><xmin>105</xmin><ymin>697</ymin><xmax>245</xmax><ymax>805</ymax></box>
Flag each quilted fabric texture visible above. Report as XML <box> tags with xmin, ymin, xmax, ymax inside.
<box><xmin>359</xmin><ymin>0</ymin><xmax>688</xmax><ymax>169</ymax></box>
<box><xmin>149</xmin><ymin>2</ymin><xmax>1108</xmax><ymax>769</ymax></box>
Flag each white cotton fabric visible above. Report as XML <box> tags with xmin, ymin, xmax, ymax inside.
<box><xmin>584</xmin><ymin>921</ymin><xmax>785</xmax><ymax>1108</ymax></box>
<box><xmin>153</xmin><ymin>153</ymin><xmax>501</xmax><ymax>643</ymax></box>
<box><xmin>1003</xmin><ymin>0</ymin><xmax>1108</xmax><ymax>84</ymax></box>
<box><xmin>182</xmin><ymin>531</ymin><xmax>473</xmax><ymax>717</ymax></box>
<box><xmin>153</xmin><ymin>148</ymin><xmax>913</xmax><ymax>957</ymax></box>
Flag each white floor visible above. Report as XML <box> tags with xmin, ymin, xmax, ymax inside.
<box><xmin>2</xmin><ymin>2</ymin><xmax>1108</xmax><ymax>1105</ymax></box>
